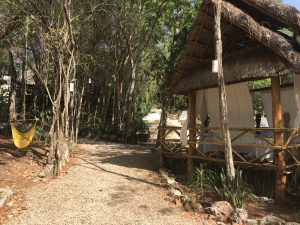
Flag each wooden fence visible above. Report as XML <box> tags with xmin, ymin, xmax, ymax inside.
<box><xmin>159</xmin><ymin>126</ymin><xmax>300</xmax><ymax>170</ymax></box>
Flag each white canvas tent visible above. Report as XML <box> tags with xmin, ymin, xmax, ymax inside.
<box><xmin>181</xmin><ymin>82</ymin><xmax>254</xmax><ymax>144</ymax></box>
<box><xmin>256</xmin><ymin>76</ymin><xmax>300</xmax><ymax>130</ymax></box>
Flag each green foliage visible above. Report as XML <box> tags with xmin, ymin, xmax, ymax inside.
<box><xmin>170</xmin><ymin>95</ymin><xmax>188</xmax><ymax>113</ymax></box>
<box><xmin>281</xmin><ymin>74</ymin><xmax>294</xmax><ymax>84</ymax></box>
<box><xmin>249</xmin><ymin>76</ymin><xmax>294</xmax><ymax>114</ymax></box>
<box><xmin>211</xmin><ymin>169</ymin><xmax>254</xmax><ymax>209</ymax></box>
<box><xmin>82</xmin><ymin>114</ymin><xmax>103</xmax><ymax>133</ymax></box>
<box><xmin>249</xmin><ymin>79</ymin><xmax>271</xmax><ymax>114</ymax></box>
<box><xmin>248</xmin><ymin>79</ymin><xmax>271</xmax><ymax>90</ymax></box>
<box><xmin>279</xmin><ymin>28</ymin><xmax>294</xmax><ymax>37</ymax></box>
<box><xmin>131</xmin><ymin>117</ymin><xmax>149</xmax><ymax>135</ymax></box>
<box><xmin>194</xmin><ymin>164</ymin><xmax>216</xmax><ymax>196</ymax></box>
<box><xmin>194</xmin><ymin>165</ymin><xmax>254</xmax><ymax>209</ymax></box>
<box><xmin>33</xmin><ymin>110</ymin><xmax>52</xmax><ymax>143</ymax></box>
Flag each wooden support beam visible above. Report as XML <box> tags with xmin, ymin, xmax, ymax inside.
<box><xmin>271</xmin><ymin>76</ymin><xmax>286</xmax><ymax>203</ymax></box>
<box><xmin>182</xmin><ymin>55</ymin><xmax>204</xmax><ymax>63</ymax></box>
<box><xmin>194</xmin><ymin>26</ymin><xmax>213</xmax><ymax>35</ymax></box>
<box><xmin>187</xmin><ymin>91</ymin><xmax>197</xmax><ymax>183</ymax></box>
<box><xmin>188</xmin><ymin>42</ymin><xmax>212</xmax><ymax>50</ymax></box>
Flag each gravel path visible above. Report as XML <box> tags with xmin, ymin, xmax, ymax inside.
<box><xmin>4</xmin><ymin>141</ymin><xmax>215</xmax><ymax>225</ymax></box>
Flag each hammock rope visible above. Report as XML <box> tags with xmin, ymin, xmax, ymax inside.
<box><xmin>11</xmin><ymin>119</ymin><xmax>38</xmax><ymax>149</ymax></box>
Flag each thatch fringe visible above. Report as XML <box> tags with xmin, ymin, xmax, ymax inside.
<box><xmin>172</xmin><ymin>46</ymin><xmax>292</xmax><ymax>93</ymax></box>
<box><xmin>238</xmin><ymin>0</ymin><xmax>300</xmax><ymax>33</ymax></box>
<box><xmin>220</xmin><ymin>1</ymin><xmax>300</xmax><ymax>69</ymax></box>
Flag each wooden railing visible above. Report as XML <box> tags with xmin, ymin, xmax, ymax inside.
<box><xmin>159</xmin><ymin>126</ymin><xmax>300</xmax><ymax>170</ymax></box>
<box><xmin>159</xmin><ymin>126</ymin><xmax>187</xmax><ymax>155</ymax></box>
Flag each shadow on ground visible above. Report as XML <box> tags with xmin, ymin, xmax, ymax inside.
<box><xmin>90</xmin><ymin>151</ymin><xmax>157</xmax><ymax>171</ymax></box>
<box><xmin>0</xmin><ymin>139</ymin><xmax>48</xmax><ymax>166</ymax></box>
<box><xmin>75</xmin><ymin>141</ymin><xmax>161</xmax><ymax>188</ymax></box>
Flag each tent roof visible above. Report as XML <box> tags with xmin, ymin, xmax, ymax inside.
<box><xmin>170</xmin><ymin>0</ymin><xmax>300</xmax><ymax>93</ymax></box>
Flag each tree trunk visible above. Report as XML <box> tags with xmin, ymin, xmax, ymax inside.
<box><xmin>124</xmin><ymin>60</ymin><xmax>137</xmax><ymax>143</ymax></box>
<box><xmin>156</xmin><ymin>91</ymin><xmax>168</xmax><ymax>148</ymax></box>
<box><xmin>187</xmin><ymin>91</ymin><xmax>196</xmax><ymax>183</ymax></box>
<box><xmin>8</xmin><ymin>50</ymin><xmax>17</xmax><ymax>121</ymax></box>
<box><xmin>21</xmin><ymin>16</ymin><xmax>29</xmax><ymax>120</ymax></box>
<box><xmin>75</xmin><ymin>86</ymin><xmax>85</xmax><ymax>144</ymax></box>
<box><xmin>214</xmin><ymin>0</ymin><xmax>235</xmax><ymax>182</ymax></box>
<box><xmin>113</xmin><ymin>73</ymin><xmax>121</xmax><ymax>131</ymax></box>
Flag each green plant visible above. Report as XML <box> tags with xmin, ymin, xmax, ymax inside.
<box><xmin>210</xmin><ymin>169</ymin><xmax>254</xmax><ymax>209</ymax></box>
<box><xmin>194</xmin><ymin>164</ymin><xmax>216</xmax><ymax>196</ymax></box>
<box><xmin>33</xmin><ymin>110</ymin><xmax>52</xmax><ymax>143</ymax></box>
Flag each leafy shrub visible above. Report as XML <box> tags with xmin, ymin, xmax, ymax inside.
<box><xmin>33</xmin><ymin>110</ymin><xmax>51</xmax><ymax>143</ymax></box>
<box><xmin>194</xmin><ymin>164</ymin><xmax>216</xmax><ymax>196</ymax></box>
<box><xmin>210</xmin><ymin>169</ymin><xmax>254</xmax><ymax>209</ymax></box>
<box><xmin>193</xmin><ymin>166</ymin><xmax>254</xmax><ymax>209</ymax></box>
<box><xmin>131</xmin><ymin>118</ymin><xmax>149</xmax><ymax>134</ymax></box>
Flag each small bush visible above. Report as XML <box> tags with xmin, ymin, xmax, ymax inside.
<box><xmin>193</xmin><ymin>166</ymin><xmax>254</xmax><ymax>209</ymax></box>
<box><xmin>210</xmin><ymin>169</ymin><xmax>254</xmax><ymax>209</ymax></box>
<box><xmin>194</xmin><ymin>164</ymin><xmax>216</xmax><ymax>196</ymax></box>
<box><xmin>33</xmin><ymin>110</ymin><xmax>52</xmax><ymax>143</ymax></box>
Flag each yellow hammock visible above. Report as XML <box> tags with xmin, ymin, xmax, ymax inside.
<box><xmin>11</xmin><ymin>120</ymin><xmax>37</xmax><ymax>149</ymax></box>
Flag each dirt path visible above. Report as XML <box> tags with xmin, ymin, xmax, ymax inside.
<box><xmin>4</xmin><ymin>140</ymin><xmax>214</xmax><ymax>225</ymax></box>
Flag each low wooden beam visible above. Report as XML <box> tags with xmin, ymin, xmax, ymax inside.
<box><xmin>271</xmin><ymin>76</ymin><xmax>286</xmax><ymax>203</ymax></box>
<box><xmin>187</xmin><ymin>91</ymin><xmax>197</xmax><ymax>183</ymax></box>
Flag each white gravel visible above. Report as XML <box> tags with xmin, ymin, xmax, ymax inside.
<box><xmin>5</xmin><ymin>140</ymin><xmax>215</xmax><ymax>225</ymax></box>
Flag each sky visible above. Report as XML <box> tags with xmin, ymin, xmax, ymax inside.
<box><xmin>283</xmin><ymin>0</ymin><xmax>300</xmax><ymax>10</ymax></box>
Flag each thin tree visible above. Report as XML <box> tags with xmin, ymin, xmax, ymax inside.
<box><xmin>214</xmin><ymin>0</ymin><xmax>235</xmax><ymax>182</ymax></box>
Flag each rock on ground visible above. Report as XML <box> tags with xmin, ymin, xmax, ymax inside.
<box><xmin>259</xmin><ymin>215</ymin><xmax>286</xmax><ymax>225</ymax></box>
<box><xmin>210</xmin><ymin>201</ymin><xmax>234</xmax><ymax>219</ymax></box>
<box><xmin>230</xmin><ymin>208</ymin><xmax>248</xmax><ymax>223</ymax></box>
<box><xmin>0</xmin><ymin>189</ymin><xmax>14</xmax><ymax>208</ymax></box>
<box><xmin>4</xmin><ymin>140</ymin><xmax>217</xmax><ymax>225</ymax></box>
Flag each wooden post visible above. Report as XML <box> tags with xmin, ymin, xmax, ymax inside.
<box><xmin>271</xmin><ymin>76</ymin><xmax>286</xmax><ymax>203</ymax></box>
<box><xmin>187</xmin><ymin>91</ymin><xmax>196</xmax><ymax>183</ymax></box>
<box><xmin>214</xmin><ymin>0</ymin><xmax>235</xmax><ymax>182</ymax></box>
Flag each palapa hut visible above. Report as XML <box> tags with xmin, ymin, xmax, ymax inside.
<box><xmin>159</xmin><ymin>0</ymin><xmax>300</xmax><ymax>202</ymax></box>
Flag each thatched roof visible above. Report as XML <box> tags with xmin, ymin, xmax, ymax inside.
<box><xmin>170</xmin><ymin>0</ymin><xmax>300</xmax><ymax>93</ymax></box>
